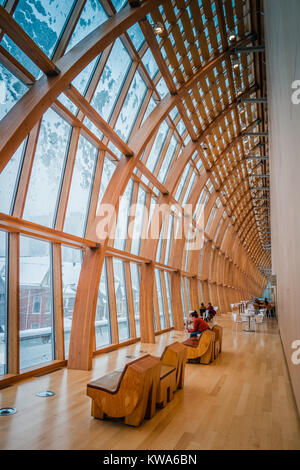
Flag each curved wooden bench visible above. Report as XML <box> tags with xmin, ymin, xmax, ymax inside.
<box><xmin>156</xmin><ymin>342</ymin><xmax>187</xmax><ymax>408</ymax></box>
<box><xmin>182</xmin><ymin>330</ymin><xmax>216</xmax><ymax>364</ymax></box>
<box><xmin>212</xmin><ymin>325</ymin><xmax>223</xmax><ymax>359</ymax></box>
<box><xmin>86</xmin><ymin>355</ymin><xmax>161</xmax><ymax>427</ymax></box>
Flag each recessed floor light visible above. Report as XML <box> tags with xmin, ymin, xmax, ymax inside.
<box><xmin>0</xmin><ymin>407</ymin><xmax>17</xmax><ymax>416</ymax></box>
<box><xmin>36</xmin><ymin>391</ymin><xmax>56</xmax><ymax>397</ymax></box>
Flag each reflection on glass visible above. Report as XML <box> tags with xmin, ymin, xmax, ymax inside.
<box><xmin>130</xmin><ymin>263</ymin><xmax>140</xmax><ymax>337</ymax></box>
<box><xmin>155</xmin><ymin>269</ymin><xmax>166</xmax><ymax>329</ymax></box>
<box><xmin>23</xmin><ymin>108</ymin><xmax>71</xmax><ymax>227</ymax></box>
<box><xmin>64</xmin><ymin>135</ymin><xmax>98</xmax><ymax>237</ymax></box>
<box><xmin>164</xmin><ymin>271</ymin><xmax>173</xmax><ymax>327</ymax></box>
<box><xmin>113</xmin><ymin>258</ymin><xmax>130</xmax><ymax>342</ymax></box>
<box><xmin>0</xmin><ymin>140</ymin><xmax>26</xmax><ymax>214</ymax></box>
<box><xmin>95</xmin><ymin>259</ymin><xmax>111</xmax><ymax>349</ymax></box>
<box><xmin>0</xmin><ymin>231</ymin><xmax>7</xmax><ymax>375</ymax></box>
<box><xmin>19</xmin><ymin>236</ymin><xmax>54</xmax><ymax>370</ymax></box>
<box><xmin>61</xmin><ymin>245</ymin><xmax>82</xmax><ymax>358</ymax></box>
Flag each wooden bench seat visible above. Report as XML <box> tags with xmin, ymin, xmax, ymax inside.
<box><xmin>156</xmin><ymin>342</ymin><xmax>187</xmax><ymax>408</ymax></box>
<box><xmin>182</xmin><ymin>330</ymin><xmax>216</xmax><ymax>364</ymax></box>
<box><xmin>87</xmin><ymin>355</ymin><xmax>161</xmax><ymax>427</ymax></box>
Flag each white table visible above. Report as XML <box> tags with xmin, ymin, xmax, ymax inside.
<box><xmin>242</xmin><ymin>312</ymin><xmax>256</xmax><ymax>332</ymax></box>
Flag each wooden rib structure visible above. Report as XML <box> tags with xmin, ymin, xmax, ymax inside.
<box><xmin>0</xmin><ymin>0</ymin><xmax>270</xmax><ymax>379</ymax></box>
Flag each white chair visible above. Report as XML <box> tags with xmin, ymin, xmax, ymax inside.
<box><xmin>255</xmin><ymin>314</ymin><xmax>264</xmax><ymax>325</ymax></box>
<box><xmin>240</xmin><ymin>314</ymin><xmax>249</xmax><ymax>322</ymax></box>
<box><xmin>232</xmin><ymin>313</ymin><xmax>243</xmax><ymax>331</ymax></box>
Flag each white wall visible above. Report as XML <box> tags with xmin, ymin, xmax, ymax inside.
<box><xmin>264</xmin><ymin>0</ymin><xmax>300</xmax><ymax>415</ymax></box>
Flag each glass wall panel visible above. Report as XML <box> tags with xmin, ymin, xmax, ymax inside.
<box><xmin>114</xmin><ymin>71</ymin><xmax>147</xmax><ymax>142</ymax></box>
<box><xmin>23</xmin><ymin>108</ymin><xmax>71</xmax><ymax>227</ymax></box>
<box><xmin>114</xmin><ymin>179</ymin><xmax>133</xmax><ymax>251</ymax></box>
<box><xmin>64</xmin><ymin>135</ymin><xmax>98</xmax><ymax>237</ymax></box>
<box><xmin>95</xmin><ymin>259</ymin><xmax>111</xmax><ymax>349</ymax></box>
<box><xmin>61</xmin><ymin>245</ymin><xmax>82</xmax><ymax>358</ymax></box>
<box><xmin>185</xmin><ymin>276</ymin><xmax>191</xmax><ymax>310</ymax></box>
<box><xmin>111</xmin><ymin>0</ymin><xmax>127</xmax><ymax>11</ymax></box>
<box><xmin>66</xmin><ymin>0</ymin><xmax>108</xmax><ymax>52</ymax></box>
<box><xmin>175</xmin><ymin>163</ymin><xmax>190</xmax><ymax>201</ymax></box>
<box><xmin>155</xmin><ymin>269</ymin><xmax>166</xmax><ymax>329</ymax></box>
<box><xmin>97</xmin><ymin>155</ymin><xmax>116</xmax><ymax>208</ymax></box>
<box><xmin>145</xmin><ymin>121</ymin><xmax>169</xmax><ymax>173</ymax></box>
<box><xmin>90</xmin><ymin>39</ymin><xmax>131</xmax><ymax>123</ymax></box>
<box><xmin>127</xmin><ymin>23</ymin><xmax>145</xmax><ymax>50</ymax></box>
<box><xmin>13</xmin><ymin>0</ymin><xmax>75</xmax><ymax>58</ymax></box>
<box><xmin>0</xmin><ymin>231</ymin><xmax>7</xmax><ymax>375</ymax></box>
<box><xmin>164</xmin><ymin>214</ymin><xmax>173</xmax><ymax>266</ymax></box>
<box><xmin>181</xmin><ymin>278</ymin><xmax>187</xmax><ymax>323</ymax></box>
<box><xmin>157</xmin><ymin>136</ymin><xmax>178</xmax><ymax>183</ymax></box>
<box><xmin>130</xmin><ymin>262</ymin><xmax>140</xmax><ymax>337</ymax></box>
<box><xmin>131</xmin><ymin>186</ymin><xmax>146</xmax><ymax>256</ymax></box>
<box><xmin>113</xmin><ymin>258</ymin><xmax>130</xmax><ymax>342</ymax></box>
<box><xmin>142</xmin><ymin>48</ymin><xmax>159</xmax><ymax>79</ymax></box>
<box><xmin>164</xmin><ymin>271</ymin><xmax>173</xmax><ymax>327</ymax></box>
<box><xmin>0</xmin><ymin>63</ymin><xmax>27</xmax><ymax>121</ymax></box>
<box><xmin>19</xmin><ymin>236</ymin><xmax>54</xmax><ymax>370</ymax></box>
<box><xmin>0</xmin><ymin>139</ymin><xmax>26</xmax><ymax>214</ymax></box>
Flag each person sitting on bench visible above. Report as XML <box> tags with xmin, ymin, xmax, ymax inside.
<box><xmin>186</xmin><ymin>311</ymin><xmax>210</xmax><ymax>338</ymax></box>
<box><xmin>199</xmin><ymin>303</ymin><xmax>206</xmax><ymax>318</ymax></box>
<box><xmin>206</xmin><ymin>303</ymin><xmax>216</xmax><ymax>322</ymax></box>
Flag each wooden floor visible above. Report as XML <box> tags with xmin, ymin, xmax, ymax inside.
<box><xmin>1</xmin><ymin>316</ymin><xmax>300</xmax><ymax>450</ymax></box>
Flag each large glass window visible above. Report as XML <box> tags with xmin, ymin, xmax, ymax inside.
<box><xmin>97</xmin><ymin>155</ymin><xmax>116</xmax><ymax>208</ymax></box>
<box><xmin>146</xmin><ymin>121</ymin><xmax>169</xmax><ymax>173</ymax></box>
<box><xmin>113</xmin><ymin>258</ymin><xmax>130</xmax><ymax>342</ymax></box>
<box><xmin>64</xmin><ymin>135</ymin><xmax>98</xmax><ymax>237</ymax></box>
<box><xmin>90</xmin><ymin>38</ymin><xmax>131</xmax><ymax>123</ymax></box>
<box><xmin>19</xmin><ymin>236</ymin><xmax>54</xmax><ymax>370</ymax></box>
<box><xmin>0</xmin><ymin>139</ymin><xmax>26</xmax><ymax>214</ymax></box>
<box><xmin>114</xmin><ymin>71</ymin><xmax>147</xmax><ymax>142</ymax></box>
<box><xmin>0</xmin><ymin>231</ymin><xmax>7</xmax><ymax>375</ymax></box>
<box><xmin>114</xmin><ymin>179</ymin><xmax>133</xmax><ymax>250</ymax></box>
<box><xmin>23</xmin><ymin>109</ymin><xmax>71</xmax><ymax>227</ymax></box>
<box><xmin>66</xmin><ymin>0</ymin><xmax>108</xmax><ymax>52</ymax></box>
<box><xmin>130</xmin><ymin>263</ymin><xmax>140</xmax><ymax>337</ymax></box>
<box><xmin>157</xmin><ymin>136</ymin><xmax>178</xmax><ymax>183</ymax></box>
<box><xmin>131</xmin><ymin>186</ymin><xmax>146</xmax><ymax>256</ymax></box>
<box><xmin>61</xmin><ymin>245</ymin><xmax>82</xmax><ymax>358</ymax></box>
<box><xmin>95</xmin><ymin>259</ymin><xmax>111</xmax><ymax>349</ymax></box>
<box><xmin>155</xmin><ymin>269</ymin><xmax>166</xmax><ymax>329</ymax></box>
<box><xmin>0</xmin><ymin>63</ymin><xmax>27</xmax><ymax>121</ymax></box>
<box><xmin>164</xmin><ymin>271</ymin><xmax>173</xmax><ymax>327</ymax></box>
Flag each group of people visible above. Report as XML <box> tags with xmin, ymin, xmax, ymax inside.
<box><xmin>185</xmin><ymin>303</ymin><xmax>217</xmax><ymax>339</ymax></box>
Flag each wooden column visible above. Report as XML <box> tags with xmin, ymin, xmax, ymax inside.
<box><xmin>170</xmin><ymin>271</ymin><xmax>184</xmax><ymax>330</ymax></box>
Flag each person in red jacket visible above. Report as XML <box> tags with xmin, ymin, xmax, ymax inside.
<box><xmin>206</xmin><ymin>303</ymin><xmax>216</xmax><ymax>322</ymax></box>
<box><xmin>186</xmin><ymin>311</ymin><xmax>210</xmax><ymax>338</ymax></box>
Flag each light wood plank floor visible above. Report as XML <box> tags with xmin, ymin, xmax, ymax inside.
<box><xmin>1</xmin><ymin>316</ymin><xmax>300</xmax><ymax>450</ymax></box>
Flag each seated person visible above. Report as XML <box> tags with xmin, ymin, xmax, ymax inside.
<box><xmin>206</xmin><ymin>303</ymin><xmax>217</xmax><ymax>322</ymax></box>
<box><xmin>199</xmin><ymin>302</ymin><xmax>206</xmax><ymax>318</ymax></box>
<box><xmin>186</xmin><ymin>311</ymin><xmax>210</xmax><ymax>338</ymax></box>
<box><xmin>264</xmin><ymin>298</ymin><xmax>269</xmax><ymax>306</ymax></box>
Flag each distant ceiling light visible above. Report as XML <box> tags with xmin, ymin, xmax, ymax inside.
<box><xmin>232</xmin><ymin>56</ymin><xmax>240</xmax><ymax>69</ymax></box>
<box><xmin>229</xmin><ymin>30</ymin><xmax>236</xmax><ymax>42</ymax></box>
<box><xmin>153</xmin><ymin>22</ymin><xmax>164</xmax><ymax>36</ymax></box>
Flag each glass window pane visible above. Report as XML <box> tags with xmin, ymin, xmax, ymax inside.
<box><xmin>0</xmin><ymin>63</ymin><xmax>27</xmax><ymax>121</ymax></box>
<box><xmin>145</xmin><ymin>121</ymin><xmax>169</xmax><ymax>173</ymax></box>
<box><xmin>23</xmin><ymin>108</ymin><xmax>71</xmax><ymax>227</ymax></box>
<box><xmin>61</xmin><ymin>245</ymin><xmax>82</xmax><ymax>358</ymax></box>
<box><xmin>157</xmin><ymin>135</ymin><xmax>178</xmax><ymax>183</ymax></box>
<box><xmin>131</xmin><ymin>186</ymin><xmax>146</xmax><ymax>256</ymax></box>
<box><xmin>185</xmin><ymin>277</ymin><xmax>191</xmax><ymax>310</ymax></box>
<box><xmin>13</xmin><ymin>0</ymin><xmax>75</xmax><ymax>58</ymax></box>
<box><xmin>72</xmin><ymin>56</ymin><xmax>99</xmax><ymax>96</ymax></box>
<box><xmin>95</xmin><ymin>259</ymin><xmax>111</xmax><ymax>349</ymax></box>
<box><xmin>164</xmin><ymin>214</ymin><xmax>173</xmax><ymax>265</ymax></box>
<box><xmin>114</xmin><ymin>71</ymin><xmax>147</xmax><ymax>142</ymax></box>
<box><xmin>164</xmin><ymin>271</ymin><xmax>173</xmax><ymax>327</ymax></box>
<box><xmin>127</xmin><ymin>23</ymin><xmax>145</xmax><ymax>51</ymax></box>
<box><xmin>155</xmin><ymin>269</ymin><xmax>166</xmax><ymax>329</ymax></box>
<box><xmin>97</xmin><ymin>155</ymin><xmax>116</xmax><ymax>208</ymax></box>
<box><xmin>1</xmin><ymin>35</ymin><xmax>40</xmax><ymax>78</ymax></box>
<box><xmin>141</xmin><ymin>96</ymin><xmax>157</xmax><ymax>125</ymax></box>
<box><xmin>66</xmin><ymin>0</ymin><xmax>108</xmax><ymax>52</ymax></box>
<box><xmin>130</xmin><ymin>263</ymin><xmax>140</xmax><ymax>337</ymax></box>
<box><xmin>142</xmin><ymin>48</ymin><xmax>159</xmax><ymax>79</ymax></box>
<box><xmin>90</xmin><ymin>39</ymin><xmax>131</xmax><ymax>123</ymax></box>
<box><xmin>111</xmin><ymin>0</ymin><xmax>127</xmax><ymax>11</ymax></box>
<box><xmin>0</xmin><ymin>139</ymin><xmax>26</xmax><ymax>214</ymax></box>
<box><xmin>64</xmin><ymin>135</ymin><xmax>98</xmax><ymax>237</ymax></box>
<box><xmin>19</xmin><ymin>236</ymin><xmax>54</xmax><ymax>370</ymax></box>
<box><xmin>114</xmin><ymin>179</ymin><xmax>133</xmax><ymax>250</ymax></box>
<box><xmin>181</xmin><ymin>278</ymin><xmax>187</xmax><ymax>322</ymax></box>
<box><xmin>0</xmin><ymin>231</ymin><xmax>7</xmax><ymax>376</ymax></box>
<box><xmin>113</xmin><ymin>258</ymin><xmax>130</xmax><ymax>342</ymax></box>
